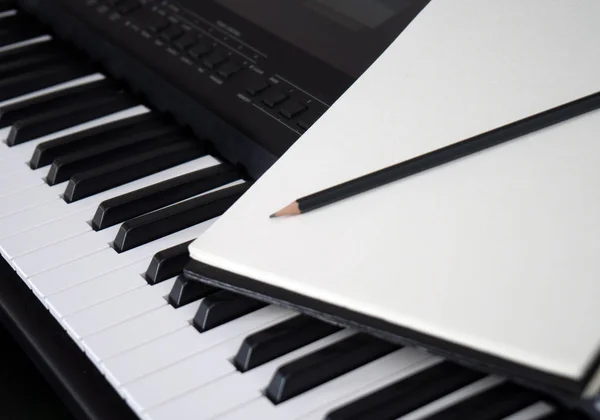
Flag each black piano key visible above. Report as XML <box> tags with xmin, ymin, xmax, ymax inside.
<box><xmin>30</xmin><ymin>112</ymin><xmax>162</xmax><ymax>169</ymax></box>
<box><xmin>0</xmin><ymin>63</ymin><xmax>95</xmax><ymax>102</ymax></box>
<box><xmin>0</xmin><ymin>0</ymin><xmax>15</xmax><ymax>12</ymax></box>
<box><xmin>324</xmin><ymin>361</ymin><xmax>486</xmax><ymax>420</ymax></box>
<box><xmin>192</xmin><ymin>291</ymin><xmax>266</xmax><ymax>332</ymax></box>
<box><xmin>168</xmin><ymin>274</ymin><xmax>217</xmax><ymax>308</ymax></box>
<box><xmin>145</xmin><ymin>241</ymin><xmax>192</xmax><ymax>285</ymax></box>
<box><xmin>266</xmin><ymin>334</ymin><xmax>400</xmax><ymax>404</ymax></box>
<box><xmin>0</xmin><ymin>19</ymin><xmax>45</xmax><ymax>47</ymax></box>
<box><xmin>234</xmin><ymin>316</ymin><xmax>342</xmax><ymax>372</ymax></box>
<box><xmin>0</xmin><ymin>48</ymin><xmax>70</xmax><ymax>81</ymax></box>
<box><xmin>113</xmin><ymin>182</ymin><xmax>249</xmax><ymax>252</ymax></box>
<box><xmin>7</xmin><ymin>93</ymin><xmax>138</xmax><ymax>146</ymax></box>
<box><xmin>63</xmin><ymin>140</ymin><xmax>206</xmax><ymax>203</ymax></box>
<box><xmin>92</xmin><ymin>163</ymin><xmax>240</xmax><ymax>230</ymax></box>
<box><xmin>46</xmin><ymin>125</ymin><xmax>180</xmax><ymax>185</ymax></box>
<box><xmin>422</xmin><ymin>382</ymin><xmax>544</xmax><ymax>420</ymax></box>
<box><xmin>0</xmin><ymin>79</ymin><xmax>120</xmax><ymax>129</ymax></box>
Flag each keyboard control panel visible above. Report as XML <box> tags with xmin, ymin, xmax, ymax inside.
<box><xmin>86</xmin><ymin>0</ymin><xmax>330</xmax><ymax>139</ymax></box>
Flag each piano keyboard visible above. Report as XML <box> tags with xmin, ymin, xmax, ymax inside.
<box><xmin>0</xmin><ymin>7</ymin><xmax>588</xmax><ymax>420</ymax></box>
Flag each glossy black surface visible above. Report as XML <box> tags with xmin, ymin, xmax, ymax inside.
<box><xmin>234</xmin><ymin>315</ymin><xmax>341</xmax><ymax>372</ymax></box>
<box><xmin>92</xmin><ymin>163</ymin><xmax>240</xmax><ymax>230</ymax></box>
<box><xmin>193</xmin><ymin>290</ymin><xmax>266</xmax><ymax>332</ymax></box>
<box><xmin>0</xmin><ymin>79</ymin><xmax>119</xmax><ymax>129</ymax></box>
<box><xmin>0</xmin><ymin>13</ymin><xmax>45</xmax><ymax>46</ymax></box>
<box><xmin>0</xmin><ymin>44</ymin><xmax>70</xmax><ymax>80</ymax></box>
<box><xmin>266</xmin><ymin>333</ymin><xmax>399</xmax><ymax>404</ymax></box>
<box><xmin>30</xmin><ymin>112</ymin><xmax>161</xmax><ymax>169</ymax></box>
<box><xmin>63</xmin><ymin>140</ymin><xmax>205</xmax><ymax>202</ymax></box>
<box><xmin>145</xmin><ymin>241</ymin><xmax>193</xmax><ymax>285</ymax></box>
<box><xmin>0</xmin><ymin>0</ymin><xmax>15</xmax><ymax>12</ymax></box>
<box><xmin>113</xmin><ymin>182</ymin><xmax>249</xmax><ymax>252</ymax></box>
<box><xmin>424</xmin><ymin>382</ymin><xmax>546</xmax><ymax>420</ymax></box>
<box><xmin>168</xmin><ymin>274</ymin><xmax>218</xmax><ymax>308</ymax></box>
<box><xmin>46</xmin><ymin>125</ymin><xmax>180</xmax><ymax>185</ymax></box>
<box><xmin>325</xmin><ymin>361</ymin><xmax>486</xmax><ymax>420</ymax></box>
<box><xmin>0</xmin><ymin>62</ymin><xmax>94</xmax><ymax>102</ymax></box>
<box><xmin>6</xmin><ymin>93</ymin><xmax>138</xmax><ymax>146</ymax></box>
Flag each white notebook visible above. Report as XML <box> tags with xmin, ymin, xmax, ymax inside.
<box><xmin>189</xmin><ymin>0</ymin><xmax>600</xmax><ymax>395</ymax></box>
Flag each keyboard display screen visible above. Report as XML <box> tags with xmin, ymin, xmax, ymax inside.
<box><xmin>215</xmin><ymin>0</ymin><xmax>431</xmax><ymax>78</ymax></box>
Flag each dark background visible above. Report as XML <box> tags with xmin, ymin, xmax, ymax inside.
<box><xmin>0</xmin><ymin>325</ymin><xmax>74</xmax><ymax>420</ymax></box>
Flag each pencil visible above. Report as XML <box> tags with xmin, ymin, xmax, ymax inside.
<box><xmin>271</xmin><ymin>90</ymin><xmax>600</xmax><ymax>218</ymax></box>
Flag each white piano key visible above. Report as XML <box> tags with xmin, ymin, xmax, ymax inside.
<box><xmin>397</xmin><ymin>375</ymin><xmax>504</xmax><ymax>420</ymax></box>
<box><xmin>502</xmin><ymin>402</ymin><xmax>555</xmax><ymax>420</ymax></box>
<box><xmin>0</xmin><ymin>157</ymin><xmax>44</xmax><ymax>181</ymax></box>
<box><xmin>151</xmin><ymin>276</ymin><xmax>178</xmax><ymax>298</ymax></box>
<box><xmin>126</xmin><ymin>347</ymin><xmax>238</xmax><ymax>414</ymax></box>
<box><xmin>0</xmin><ymin>35</ymin><xmax>51</xmax><ymax>55</ymax></box>
<box><xmin>62</xmin><ymin>283</ymin><xmax>172</xmax><ymax>340</ymax></box>
<box><xmin>0</xmin><ymin>10</ymin><xmax>17</xmax><ymax>19</ymax></box>
<box><xmin>209</xmin><ymin>399</ymin><xmax>276</xmax><ymax>420</ymax></box>
<box><xmin>0</xmin><ymin>207</ymin><xmax>113</xmax><ymax>259</ymax></box>
<box><xmin>0</xmin><ymin>158</ymin><xmax>30</xmax><ymax>178</ymax></box>
<box><xmin>82</xmin><ymin>302</ymin><xmax>199</xmax><ymax>363</ymax></box>
<box><xmin>0</xmin><ymin>199</ymin><xmax>75</xmax><ymax>240</ymax></box>
<box><xmin>0</xmin><ymin>128</ymin><xmax>9</xmax><ymax>143</ymax></box>
<box><xmin>142</xmin><ymin>371</ymin><xmax>258</xmax><ymax>420</ymax></box>
<box><xmin>46</xmin><ymin>260</ymin><xmax>148</xmax><ymax>319</ymax></box>
<box><xmin>28</xmin><ymin>218</ymin><xmax>216</xmax><ymax>298</ymax></box>
<box><xmin>138</xmin><ymin>330</ymin><xmax>354</xmax><ymax>419</ymax></box>
<box><xmin>0</xmin><ymin>182</ymin><xmax>61</xmax><ymax>219</ymax></box>
<box><xmin>13</xmin><ymin>229</ymin><xmax>112</xmax><ymax>277</ymax></box>
<box><xmin>0</xmin><ymin>169</ymin><xmax>44</xmax><ymax>196</ymax></box>
<box><xmin>28</xmin><ymin>247</ymin><xmax>134</xmax><ymax>300</ymax></box>
<box><xmin>102</xmin><ymin>305</ymin><xmax>294</xmax><ymax>388</ymax></box>
<box><xmin>0</xmin><ymin>155</ymin><xmax>219</xmax><ymax>241</ymax></box>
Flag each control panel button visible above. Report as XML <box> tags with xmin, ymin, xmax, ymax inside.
<box><xmin>174</xmin><ymin>32</ymin><xmax>197</xmax><ymax>51</ymax></box>
<box><xmin>246</xmin><ymin>81</ymin><xmax>269</xmax><ymax>96</ymax></box>
<box><xmin>160</xmin><ymin>25</ymin><xmax>183</xmax><ymax>42</ymax></box>
<box><xmin>116</xmin><ymin>0</ymin><xmax>140</xmax><ymax>14</ymax></box>
<box><xmin>189</xmin><ymin>42</ymin><xmax>213</xmax><ymax>59</ymax></box>
<box><xmin>147</xmin><ymin>15</ymin><xmax>170</xmax><ymax>33</ymax></box>
<box><xmin>279</xmin><ymin>101</ymin><xmax>307</xmax><ymax>119</ymax></box>
<box><xmin>203</xmin><ymin>51</ymin><xmax>227</xmax><ymax>69</ymax></box>
<box><xmin>297</xmin><ymin>113</ymin><xmax>319</xmax><ymax>130</ymax></box>
<box><xmin>217</xmin><ymin>61</ymin><xmax>242</xmax><ymax>79</ymax></box>
<box><xmin>262</xmin><ymin>90</ymin><xmax>288</xmax><ymax>108</ymax></box>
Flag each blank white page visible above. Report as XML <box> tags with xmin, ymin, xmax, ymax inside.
<box><xmin>190</xmin><ymin>0</ymin><xmax>600</xmax><ymax>381</ymax></box>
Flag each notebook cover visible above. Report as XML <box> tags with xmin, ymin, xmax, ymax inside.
<box><xmin>186</xmin><ymin>0</ymin><xmax>600</xmax><ymax>403</ymax></box>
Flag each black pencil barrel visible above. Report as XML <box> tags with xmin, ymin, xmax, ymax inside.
<box><xmin>299</xmin><ymin>91</ymin><xmax>600</xmax><ymax>214</ymax></box>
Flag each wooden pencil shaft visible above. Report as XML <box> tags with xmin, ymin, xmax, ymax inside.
<box><xmin>298</xmin><ymin>90</ymin><xmax>600</xmax><ymax>214</ymax></box>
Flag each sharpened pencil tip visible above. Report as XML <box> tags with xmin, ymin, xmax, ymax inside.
<box><xmin>269</xmin><ymin>201</ymin><xmax>301</xmax><ymax>218</ymax></box>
